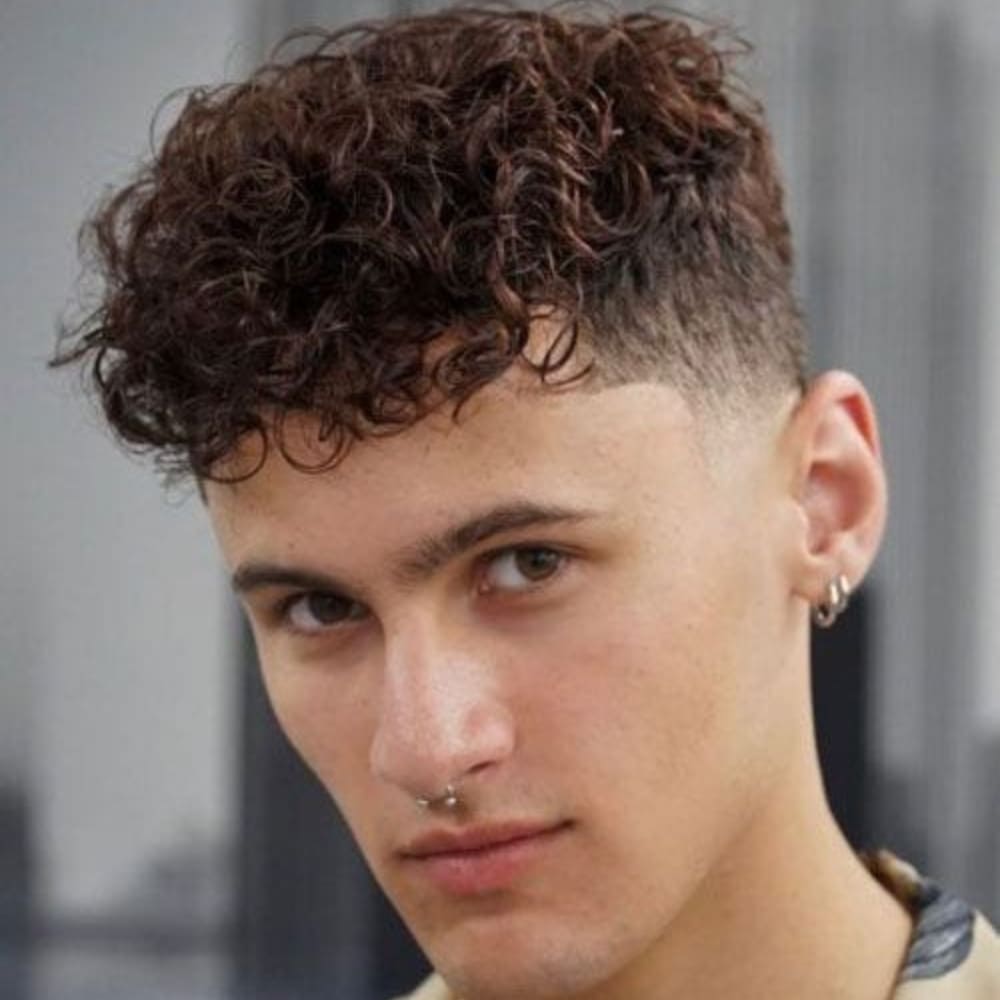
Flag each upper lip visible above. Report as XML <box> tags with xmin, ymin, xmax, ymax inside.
<box><xmin>399</xmin><ymin>821</ymin><xmax>563</xmax><ymax>859</ymax></box>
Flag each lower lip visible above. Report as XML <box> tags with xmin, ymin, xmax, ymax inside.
<box><xmin>408</xmin><ymin>825</ymin><xmax>569</xmax><ymax>896</ymax></box>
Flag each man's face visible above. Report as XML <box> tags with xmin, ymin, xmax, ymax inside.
<box><xmin>207</xmin><ymin>374</ymin><xmax>806</xmax><ymax>999</ymax></box>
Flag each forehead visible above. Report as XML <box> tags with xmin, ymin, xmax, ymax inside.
<box><xmin>209</xmin><ymin>378</ymin><xmax>692</xmax><ymax>513</ymax></box>
<box><xmin>201</xmin><ymin>375</ymin><xmax>783</xmax><ymax>588</ymax></box>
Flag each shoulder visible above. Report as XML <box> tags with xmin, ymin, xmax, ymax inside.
<box><xmin>893</xmin><ymin>912</ymin><xmax>1000</xmax><ymax>998</ymax></box>
<box><xmin>864</xmin><ymin>850</ymin><xmax>1000</xmax><ymax>999</ymax></box>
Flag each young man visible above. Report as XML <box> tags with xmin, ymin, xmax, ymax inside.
<box><xmin>55</xmin><ymin>7</ymin><xmax>999</xmax><ymax>998</ymax></box>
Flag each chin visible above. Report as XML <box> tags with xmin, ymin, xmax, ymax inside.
<box><xmin>435</xmin><ymin>955</ymin><xmax>610</xmax><ymax>1000</ymax></box>
<box><xmin>421</xmin><ymin>917</ymin><xmax>639</xmax><ymax>1000</ymax></box>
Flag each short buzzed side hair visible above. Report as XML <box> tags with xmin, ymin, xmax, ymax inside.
<box><xmin>54</xmin><ymin>4</ymin><xmax>806</xmax><ymax>481</ymax></box>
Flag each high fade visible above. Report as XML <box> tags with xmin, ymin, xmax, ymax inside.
<box><xmin>53</xmin><ymin>3</ymin><xmax>807</xmax><ymax>482</ymax></box>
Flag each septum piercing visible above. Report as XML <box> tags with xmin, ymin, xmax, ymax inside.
<box><xmin>415</xmin><ymin>783</ymin><xmax>461</xmax><ymax>811</ymax></box>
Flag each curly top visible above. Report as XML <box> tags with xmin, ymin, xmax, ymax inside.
<box><xmin>54</xmin><ymin>3</ymin><xmax>806</xmax><ymax>481</ymax></box>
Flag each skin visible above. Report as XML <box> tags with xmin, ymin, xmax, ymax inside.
<box><xmin>206</xmin><ymin>364</ymin><xmax>912</xmax><ymax>1000</ymax></box>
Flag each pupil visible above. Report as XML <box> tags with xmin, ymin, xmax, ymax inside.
<box><xmin>308</xmin><ymin>593</ymin><xmax>351</xmax><ymax>622</ymax></box>
<box><xmin>516</xmin><ymin>548</ymin><xmax>559</xmax><ymax>580</ymax></box>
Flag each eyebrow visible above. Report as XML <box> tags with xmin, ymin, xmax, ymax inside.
<box><xmin>230</xmin><ymin>500</ymin><xmax>595</xmax><ymax>597</ymax></box>
<box><xmin>394</xmin><ymin>500</ymin><xmax>594</xmax><ymax>584</ymax></box>
<box><xmin>231</xmin><ymin>562</ymin><xmax>355</xmax><ymax>599</ymax></box>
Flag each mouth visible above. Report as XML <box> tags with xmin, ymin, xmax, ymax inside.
<box><xmin>399</xmin><ymin>820</ymin><xmax>572</xmax><ymax>896</ymax></box>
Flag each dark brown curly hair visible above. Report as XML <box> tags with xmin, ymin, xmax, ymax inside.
<box><xmin>54</xmin><ymin>3</ymin><xmax>806</xmax><ymax>482</ymax></box>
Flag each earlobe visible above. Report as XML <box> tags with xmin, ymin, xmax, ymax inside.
<box><xmin>785</xmin><ymin>371</ymin><xmax>887</xmax><ymax>612</ymax></box>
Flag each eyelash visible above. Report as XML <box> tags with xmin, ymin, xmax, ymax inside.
<box><xmin>274</xmin><ymin>544</ymin><xmax>572</xmax><ymax>636</ymax></box>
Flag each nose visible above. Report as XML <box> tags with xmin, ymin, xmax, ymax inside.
<box><xmin>369</xmin><ymin>614</ymin><xmax>516</xmax><ymax>802</ymax></box>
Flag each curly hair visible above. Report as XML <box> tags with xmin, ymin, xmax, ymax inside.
<box><xmin>54</xmin><ymin>3</ymin><xmax>806</xmax><ymax>481</ymax></box>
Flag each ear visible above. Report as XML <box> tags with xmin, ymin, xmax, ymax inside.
<box><xmin>782</xmin><ymin>371</ymin><xmax>887</xmax><ymax>608</ymax></box>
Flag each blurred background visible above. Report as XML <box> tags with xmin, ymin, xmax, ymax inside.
<box><xmin>2</xmin><ymin>0</ymin><xmax>999</xmax><ymax>997</ymax></box>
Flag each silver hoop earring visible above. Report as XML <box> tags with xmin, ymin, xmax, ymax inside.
<box><xmin>415</xmin><ymin>783</ymin><xmax>461</xmax><ymax>811</ymax></box>
<box><xmin>812</xmin><ymin>574</ymin><xmax>851</xmax><ymax>628</ymax></box>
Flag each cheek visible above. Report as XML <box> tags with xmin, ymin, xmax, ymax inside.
<box><xmin>254</xmin><ymin>637</ymin><xmax>377</xmax><ymax>807</ymax></box>
<box><xmin>520</xmin><ymin>605</ymin><xmax>733</xmax><ymax>794</ymax></box>
<box><xmin>516</xmin><ymin>525</ymin><xmax>788</xmax><ymax>846</ymax></box>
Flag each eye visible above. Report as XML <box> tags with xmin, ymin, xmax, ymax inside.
<box><xmin>282</xmin><ymin>592</ymin><xmax>368</xmax><ymax>635</ymax></box>
<box><xmin>479</xmin><ymin>546</ymin><xmax>567</xmax><ymax>594</ymax></box>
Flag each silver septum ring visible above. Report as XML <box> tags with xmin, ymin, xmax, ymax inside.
<box><xmin>415</xmin><ymin>783</ymin><xmax>461</xmax><ymax>811</ymax></box>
